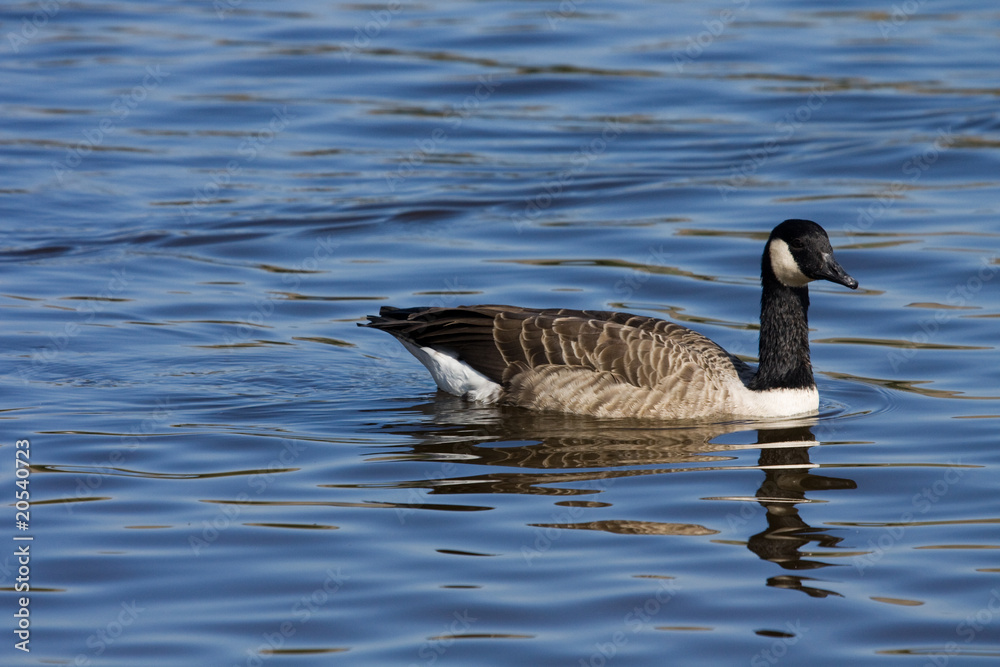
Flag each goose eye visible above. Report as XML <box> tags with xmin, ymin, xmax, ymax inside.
<box><xmin>789</xmin><ymin>238</ymin><xmax>805</xmax><ymax>250</ymax></box>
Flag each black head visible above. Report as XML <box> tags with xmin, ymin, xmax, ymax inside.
<box><xmin>764</xmin><ymin>219</ymin><xmax>858</xmax><ymax>290</ymax></box>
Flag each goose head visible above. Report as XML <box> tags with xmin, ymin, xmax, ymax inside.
<box><xmin>764</xmin><ymin>219</ymin><xmax>858</xmax><ymax>290</ymax></box>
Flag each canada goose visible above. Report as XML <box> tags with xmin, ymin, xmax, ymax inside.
<box><xmin>360</xmin><ymin>219</ymin><xmax>858</xmax><ymax>420</ymax></box>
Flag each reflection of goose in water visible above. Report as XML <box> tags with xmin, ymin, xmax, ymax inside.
<box><xmin>361</xmin><ymin>220</ymin><xmax>858</xmax><ymax>419</ymax></box>
<box><xmin>735</xmin><ymin>428</ymin><xmax>856</xmax><ymax>598</ymax></box>
<box><xmin>356</xmin><ymin>398</ymin><xmax>856</xmax><ymax>588</ymax></box>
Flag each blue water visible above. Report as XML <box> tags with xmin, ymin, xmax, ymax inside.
<box><xmin>2</xmin><ymin>1</ymin><xmax>1000</xmax><ymax>665</ymax></box>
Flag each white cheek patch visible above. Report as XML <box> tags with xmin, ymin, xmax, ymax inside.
<box><xmin>768</xmin><ymin>239</ymin><xmax>812</xmax><ymax>287</ymax></box>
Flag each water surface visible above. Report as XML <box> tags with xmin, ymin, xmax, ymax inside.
<box><xmin>2</xmin><ymin>1</ymin><xmax>1000</xmax><ymax>665</ymax></box>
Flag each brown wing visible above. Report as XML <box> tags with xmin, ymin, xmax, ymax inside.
<box><xmin>362</xmin><ymin>305</ymin><xmax>750</xmax><ymax>390</ymax></box>
<box><xmin>494</xmin><ymin>312</ymin><xmax>756</xmax><ymax>417</ymax></box>
<box><xmin>493</xmin><ymin>310</ymin><xmax>747</xmax><ymax>387</ymax></box>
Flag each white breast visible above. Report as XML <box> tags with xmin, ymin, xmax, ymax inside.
<box><xmin>725</xmin><ymin>384</ymin><xmax>819</xmax><ymax>417</ymax></box>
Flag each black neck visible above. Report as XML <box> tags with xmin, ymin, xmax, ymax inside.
<box><xmin>748</xmin><ymin>267</ymin><xmax>814</xmax><ymax>391</ymax></box>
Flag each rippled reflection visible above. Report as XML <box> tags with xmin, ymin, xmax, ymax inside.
<box><xmin>356</xmin><ymin>394</ymin><xmax>859</xmax><ymax>592</ymax></box>
<box><xmin>743</xmin><ymin>428</ymin><xmax>856</xmax><ymax>598</ymax></box>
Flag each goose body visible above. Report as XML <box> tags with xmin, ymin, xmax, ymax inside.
<box><xmin>361</xmin><ymin>220</ymin><xmax>858</xmax><ymax>420</ymax></box>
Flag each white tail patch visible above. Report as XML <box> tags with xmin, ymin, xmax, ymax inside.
<box><xmin>400</xmin><ymin>340</ymin><xmax>501</xmax><ymax>403</ymax></box>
